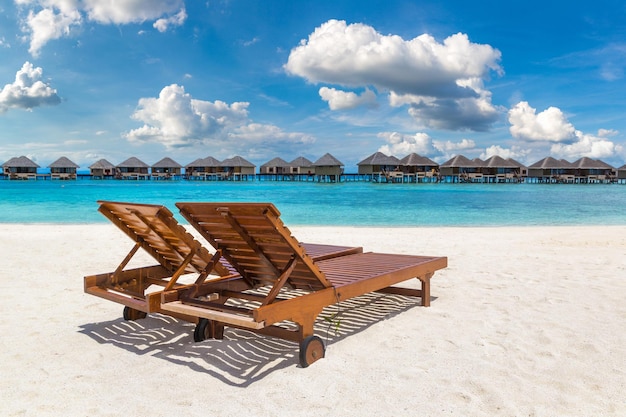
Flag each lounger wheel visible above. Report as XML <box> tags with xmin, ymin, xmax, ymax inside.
<box><xmin>194</xmin><ymin>318</ymin><xmax>225</xmax><ymax>342</ymax></box>
<box><xmin>299</xmin><ymin>335</ymin><xmax>325</xmax><ymax>368</ymax></box>
<box><xmin>123</xmin><ymin>306</ymin><xmax>147</xmax><ymax>321</ymax></box>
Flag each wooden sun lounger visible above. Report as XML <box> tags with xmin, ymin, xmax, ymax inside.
<box><xmin>162</xmin><ymin>202</ymin><xmax>447</xmax><ymax>367</ymax></box>
<box><xmin>84</xmin><ymin>201</ymin><xmax>362</xmax><ymax>323</ymax></box>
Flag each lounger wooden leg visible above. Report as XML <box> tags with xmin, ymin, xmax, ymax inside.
<box><xmin>295</xmin><ymin>315</ymin><xmax>317</xmax><ymax>340</ymax></box>
<box><xmin>419</xmin><ymin>274</ymin><xmax>432</xmax><ymax>307</ymax></box>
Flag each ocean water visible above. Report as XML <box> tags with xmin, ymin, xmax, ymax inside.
<box><xmin>0</xmin><ymin>179</ymin><xmax>625</xmax><ymax>226</ymax></box>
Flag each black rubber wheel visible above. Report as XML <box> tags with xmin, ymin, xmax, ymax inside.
<box><xmin>194</xmin><ymin>318</ymin><xmax>211</xmax><ymax>342</ymax></box>
<box><xmin>193</xmin><ymin>318</ymin><xmax>224</xmax><ymax>342</ymax></box>
<box><xmin>299</xmin><ymin>335</ymin><xmax>325</xmax><ymax>368</ymax></box>
<box><xmin>194</xmin><ymin>319</ymin><xmax>225</xmax><ymax>342</ymax></box>
<box><xmin>123</xmin><ymin>306</ymin><xmax>147</xmax><ymax>321</ymax></box>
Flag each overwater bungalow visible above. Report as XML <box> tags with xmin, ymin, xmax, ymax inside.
<box><xmin>481</xmin><ymin>155</ymin><xmax>525</xmax><ymax>183</ymax></box>
<box><xmin>186</xmin><ymin>156</ymin><xmax>221</xmax><ymax>180</ymax></box>
<box><xmin>289</xmin><ymin>156</ymin><xmax>315</xmax><ymax>175</ymax></box>
<box><xmin>617</xmin><ymin>164</ymin><xmax>626</xmax><ymax>183</ymax></box>
<box><xmin>185</xmin><ymin>157</ymin><xmax>204</xmax><ymax>175</ymax></box>
<box><xmin>2</xmin><ymin>156</ymin><xmax>39</xmax><ymax>180</ymax></box>
<box><xmin>49</xmin><ymin>156</ymin><xmax>79</xmax><ymax>180</ymax></box>
<box><xmin>506</xmin><ymin>158</ymin><xmax>529</xmax><ymax>177</ymax></box>
<box><xmin>220</xmin><ymin>155</ymin><xmax>255</xmax><ymax>180</ymax></box>
<box><xmin>260</xmin><ymin>157</ymin><xmax>291</xmax><ymax>174</ymax></box>
<box><xmin>116</xmin><ymin>157</ymin><xmax>150</xmax><ymax>180</ymax></box>
<box><xmin>152</xmin><ymin>157</ymin><xmax>182</xmax><ymax>180</ymax></box>
<box><xmin>89</xmin><ymin>159</ymin><xmax>115</xmax><ymax>179</ymax></box>
<box><xmin>357</xmin><ymin>152</ymin><xmax>402</xmax><ymax>182</ymax></box>
<box><xmin>527</xmin><ymin>157</ymin><xmax>573</xmax><ymax>183</ymax></box>
<box><xmin>313</xmin><ymin>153</ymin><xmax>343</xmax><ymax>182</ymax></box>
<box><xmin>560</xmin><ymin>159</ymin><xmax>577</xmax><ymax>182</ymax></box>
<box><xmin>439</xmin><ymin>155</ymin><xmax>481</xmax><ymax>182</ymax></box>
<box><xmin>400</xmin><ymin>153</ymin><xmax>439</xmax><ymax>182</ymax></box>
<box><xmin>571</xmin><ymin>157</ymin><xmax>615</xmax><ymax>183</ymax></box>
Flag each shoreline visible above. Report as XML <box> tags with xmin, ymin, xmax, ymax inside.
<box><xmin>1</xmin><ymin>224</ymin><xmax>624</xmax><ymax>416</ymax></box>
<box><xmin>2</xmin><ymin>222</ymin><xmax>626</xmax><ymax>228</ymax></box>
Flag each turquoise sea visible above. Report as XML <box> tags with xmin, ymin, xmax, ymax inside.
<box><xmin>0</xmin><ymin>180</ymin><xmax>625</xmax><ymax>226</ymax></box>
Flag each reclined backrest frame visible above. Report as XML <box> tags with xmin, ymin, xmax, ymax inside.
<box><xmin>176</xmin><ymin>202</ymin><xmax>333</xmax><ymax>296</ymax></box>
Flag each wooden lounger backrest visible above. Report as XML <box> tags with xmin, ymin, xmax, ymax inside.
<box><xmin>176</xmin><ymin>202</ymin><xmax>332</xmax><ymax>290</ymax></box>
<box><xmin>98</xmin><ymin>200</ymin><xmax>228</xmax><ymax>275</ymax></box>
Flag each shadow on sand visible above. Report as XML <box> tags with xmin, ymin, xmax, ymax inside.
<box><xmin>79</xmin><ymin>292</ymin><xmax>432</xmax><ymax>387</ymax></box>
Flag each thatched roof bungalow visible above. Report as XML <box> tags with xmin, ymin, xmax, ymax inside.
<box><xmin>571</xmin><ymin>157</ymin><xmax>615</xmax><ymax>183</ymax></box>
<box><xmin>481</xmin><ymin>155</ymin><xmax>526</xmax><ymax>181</ymax></box>
<box><xmin>617</xmin><ymin>164</ymin><xmax>626</xmax><ymax>180</ymax></box>
<box><xmin>152</xmin><ymin>157</ymin><xmax>182</xmax><ymax>179</ymax></box>
<box><xmin>289</xmin><ymin>156</ymin><xmax>314</xmax><ymax>175</ymax></box>
<box><xmin>313</xmin><ymin>153</ymin><xmax>343</xmax><ymax>181</ymax></box>
<box><xmin>506</xmin><ymin>158</ymin><xmax>528</xmax><ymax>176</ymax></box>
<box><xmin>440</xmin><ymin>155</ymin><xmax>479</xmax><ymax>174</ymax></box>
<box><xmin>357</xmin><ymin>152</ymin><xmax>401</xmax><ymax>174</ymax></box>
<box><xmin>439</xmin><ymin>155</ymin><xmax>480</xmax><ymax>178</ymax></box>
<box><xmin>260</xmin><ymin>157</ymin><xmax>291</xmax><ymax>174</ymax></box>
<box><xmin>572</xmin><ymin>157</ymin><xmax>613</xmax><ymax>173</ymax></box>
<box><xmin>220</xmin><ymin>155</ymin><xmax>255</xmax><ymax>180</ymax></box>
<box><xmin>439</xmin><ymin>155</ymin><xmax>482</xmax><ymax>182</ymax></box>
<box><xmin>2</xmin><ymin>156</ymin><xmax>40</xmax><ymax>180</ymax></box>
<box><xmin>400</xmin><ymin>153</ymin><xmax>439</xmax><ymax>176</ymax></box>
<box><xmin>49</xmin><ymin>156</ymin><xmax>79</xmax><ymax>180</ymax></box>
<box><xmin>116</xmin><ymin>157</ymin><xmax>150</xmax><ymax>180</ymax></box>
<box><xmin>186</xmin><ymin>157</ymin><xmax>204</xmax><ymax>169</ymax></box>
<box><xmin>186</xmin><ymin>156</ymin><xmax>221</xmax><ymax>179</ymax></box>
<box><xmin>89</xmin><ymin>159</ymin><xmax>115</xmax><ymax>179</ymax></box>
<box><xmin>527</xmin><ymin>157</ymin><xmax>572</xmax><ymax>181</ymax></box>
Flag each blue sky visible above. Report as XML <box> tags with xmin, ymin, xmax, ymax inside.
<box><xmin>1</xmin><ymin>0</ymin><xmax>625</xmax><ymax>171</ymax></box>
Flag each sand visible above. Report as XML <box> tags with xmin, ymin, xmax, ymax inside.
<box><xmin>0</xmin><ymin>224</ymin><xmax>624</xmax><ymax>416</ymax></box>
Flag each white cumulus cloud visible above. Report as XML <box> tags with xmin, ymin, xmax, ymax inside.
<box><xmin>480</xmin><ymin>145</ymin><xmax>530</xmax><ymax>161</ymax></box>
<box><xmin>434</xmin><ymin>138</ymin><xmax>477</xmax><ymax>153</ymax></box>
<box><xmin>16</xmin><ymin>0</ymin><xmax>186</xmax><ymax>56</ymax></box>
<box><xmin>319</xmin><ymin>87</ymin><xmax>377</xmax><ymax>110</ymax></box>
<box><xmin>227</xmin><ymin>123</ymin><xmax>315</xmax><ymax>157</ymax></box>
<box><xmin>508</xmin><ymin>101</ymin><xmax>576</xmax><ymax>142</ymax></box>
<box><xmin>551</xmin><ymin>132</ymin><xmax>623</xmax><ymax>160</ymax></box>
<box><xmin>377</xmin><ymin>132</ymin><xmax>437</xmax><ymax>156</ymax></box>
<box><xmin>82</xmin><ymin>0</ymin><xmax>183</xmax><ymax>24</ymax></box>
<box><xmin>285</xmin><ymin>19</ymin><xmax>502</xmax><ymax>129</ymax></box>
<box><xmin>598</xmin><ymin>128</ymin><xmax>618</xmax><ymax>137</ymax></box>
<box><xmin>153</xmin><ymin>7</ymin><xmax>186</xmax><ymax>32</ymax></box>
<box><xmin>509</xmin><ymin>101</ymin><xmax>623</xmax><ymax>161</ymax></box>
<box><xmin>377</xmin><ymin>131</ymin><xmax>476</xmax><ymax>161</ymax></box>
<box><xmin>400</xmin><ymin>78</ymin><xmax>502</xmax><ymax>131</ymax></box>
<box><xmin>19</xmin><ymin>3</ymin><xmax>81</xmax><ymax>57</ymax></box>
<box><xmin>125</xmin><ymin>84</ymin><xmax>315</xmax><ymax>153</ymax></box>
<box><xmin>0</xmin><ymin>61</ymin><xmax>61</xmax><ymax>112</ymax></box>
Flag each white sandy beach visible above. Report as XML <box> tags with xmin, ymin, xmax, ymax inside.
<box><xmin>1</xmin><ymin>224</ymin><xmax>625</xmax><ymax>416</ymax></box>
